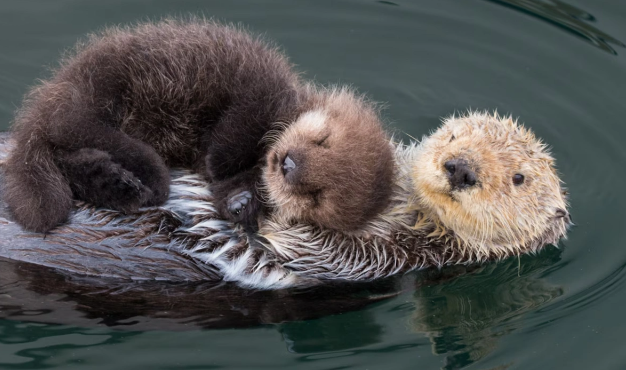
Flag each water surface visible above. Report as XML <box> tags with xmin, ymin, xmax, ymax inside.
<box><xmin>1</xmin><ymin>0</ymin><xmax>625</xmax><ymax>369</ymax></box>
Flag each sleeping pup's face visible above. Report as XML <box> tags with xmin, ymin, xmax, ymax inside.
<box><xmin>263</xmin><ymin>88</ymin><xmax>394</xmax><ymax>232</ymax></box>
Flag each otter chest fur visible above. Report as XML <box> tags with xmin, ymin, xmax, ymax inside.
<box><xmin>0</xmin><ymin>112</ymin><xmax>571</xmax><ymax>290</ymax></box>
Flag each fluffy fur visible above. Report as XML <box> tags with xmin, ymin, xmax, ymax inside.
<box><xmin>411</xmin><ymin>112</ymin><xmax>570</xmax><ymax>256</ymax></box>
<box><xmin>231</xmin><ymin>112</ymin><xmax>572</xmax><ymax>286</ymax></box>
<box><xmin>263</xmin><ymin>86</ymin><xmax>394</xmax><ymax>231</ymax></box>
<box><xmin>3</xmin><ymin>18</ymin><xmax>394</xmax><ymax>233</ymax></box>
<box><xmin>0</xmin><ymin>112</ymin><xmax>571</xmax><ymax>290</ymax></box>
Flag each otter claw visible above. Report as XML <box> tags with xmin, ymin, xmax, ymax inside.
<box><xmin>228</xmin><ymin>191</ymin><xmax>253</xmax><ymax>217</ymax></box>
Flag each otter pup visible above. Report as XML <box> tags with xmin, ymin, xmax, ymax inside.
<box><xmin>237</xmin><ymin>111</ymin><xmax>572</xmax><ymax>286</ymax></box>
<box><xmin>0</xmin><ymin>112</ymin><xmax>571</xmax><ymax>289</ymax></box>
<box><xmin>3</xmin><ymin>19</ymin><xmax>394</xmax><ymax>233</ymax></box>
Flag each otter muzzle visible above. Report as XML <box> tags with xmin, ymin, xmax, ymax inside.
<box><xmin>444</xmin><ymin>159</ymin><xmax>477</xmax><ymax>191</ymax></box>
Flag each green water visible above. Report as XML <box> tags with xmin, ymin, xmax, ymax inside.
<box><xmin>1</xmin><ymin>0</ymin><xmax>625</xmax><ymax>369</ymax></box>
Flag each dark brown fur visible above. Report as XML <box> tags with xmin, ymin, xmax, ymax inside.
<box><xmin>3</xmin><ymin>19</ymin><xmax>394</xmax><ymax>233</ymax></box>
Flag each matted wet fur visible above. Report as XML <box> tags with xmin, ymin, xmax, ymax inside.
<box><xmin>3</xmin><ymin>18</ymin><xmax>394</xmax><ymax>234</ymax></box>
<box><xmin>252</xmin><ymin>112</ymin><xmax>571</xmax><ymax>284</ymax></box>
<box><xmin>0</xmin><ymin>113</ymin><xmax>571</xmax><ymax>290</ymax></box>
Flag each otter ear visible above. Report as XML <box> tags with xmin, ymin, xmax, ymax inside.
<box><xmin>555</xmin><ymin>208</ymin><xmax>573</xmax><ymax>225</ymax></box>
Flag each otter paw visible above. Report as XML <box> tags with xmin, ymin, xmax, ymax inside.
<box><xmin>105</xmin><ymin>167</ymin><xmax>154</xmax><ymax>212</ymax></box>
<box><xmin>76</xmin><ymin>162</ymin><xmax>152</xmax><ymax>213</ymax></box>
<box><xmin>227</xmin><ymin>190</ymin><xmax>253</xmax><ymax>217</ymax></box>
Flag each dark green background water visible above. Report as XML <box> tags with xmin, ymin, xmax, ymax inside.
<box><xmin>1</xmin><ymin>0</ymin><xmax>625</xmax><ymax>369</ymax></box>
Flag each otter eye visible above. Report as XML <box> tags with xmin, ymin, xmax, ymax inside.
<box><xmin>513</xmin><ymin>173</ymin><xmax>525</xmax><ymax>186</ymax></box>
<box><xmin>449</xmin><ymin>134</ymin><xmax>456</xmax><ymax>142</ymax></box>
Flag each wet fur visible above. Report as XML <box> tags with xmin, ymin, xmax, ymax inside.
<box><xmin>203</xmin><ymin>112</ymin><xmax>571</xmax><ymax>287</ymax></box>
<box><xmin>411</xmin><ymin>111</ymin><xmax>571</xmax><ymax>254</ymax></box>
<box><xmin>0</xmin><ymin>112</ymin><xmax>571</xmax><ymax>289</ymax></box>
<box><xmin>3</xmin><ymin>18</ymin><xmax>393</xmax><ymax>233</ymax></box>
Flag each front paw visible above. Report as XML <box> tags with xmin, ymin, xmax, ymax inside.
<box><xmin>227</xmin><ymin>190</ymin><xmax>253</xmax><ymax>217</ymax></box>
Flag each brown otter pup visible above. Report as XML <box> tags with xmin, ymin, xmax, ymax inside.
<box><xmin>3</xmin><ymin>19</ymin><xmax>394</xmax><ymax>233</ymax></box>
<box><xmin>0</xmin><ymin>112</ymin><xmax>571</xmax><ymax>289</ymax></box>
<box><xmin>254</xmin><ymin>111</ymin><xmax>571</xmax><ymax>284</ymax></box>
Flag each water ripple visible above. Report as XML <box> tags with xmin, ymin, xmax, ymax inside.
<box><xmin>484</xmin><ymin>0</ymin><xmax>625</xmax><ymax>54</ymax></box>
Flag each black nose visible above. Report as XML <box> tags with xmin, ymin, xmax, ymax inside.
<box><xmin>444</xmin><ymin>159</ymin><xmax>477</xmax><ymax>190</ymax></box>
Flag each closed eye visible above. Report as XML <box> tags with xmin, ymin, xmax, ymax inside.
<box><xmin>449</xmin><ymin>134</ymin><xmax>456</xmax><ymax>142</ymax></box>
<box><xmin>316</xmin><ymin>134</ymin><xmax>331</xmax><ymax>148</ymax></box>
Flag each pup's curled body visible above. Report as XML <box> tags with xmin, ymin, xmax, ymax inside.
<box><xmin>4</xmin><ymin>19</ymin><xmax>394</xmax><ymax>233</ymax></box>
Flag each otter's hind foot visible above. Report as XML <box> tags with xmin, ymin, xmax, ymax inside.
<box><xmin>58</xmin><ymin>148</ymin><xmax>153</xmax><ymax>213</ymax></box>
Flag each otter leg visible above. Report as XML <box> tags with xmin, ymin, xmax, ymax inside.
<box><xmin>99</xmin><ymin>136</ymin><xmax>170</xmax><ymax>207</ymax></box>
<box><xmin>56</xmin><ymin>148</ymin><xmax>153</xmax><ymax>213</ymax></box>
<box><xmin>3</xmin><ymin>139</ymin><xmax>74</xmax><ymax>233</ymax></box>
<box><xmin>50</xmin><ymin>126</ymin><xmax>171</xmax><ymax>207</ymax></box>
<box><xmin>199</xmin><ymin>103</ymin><xmax>281</xmax><ymax>227</ymax></box>
<box><xmin>201</xmin><ymin>101</ymin><xmax>276</xmax><ymax>181</ymax></box>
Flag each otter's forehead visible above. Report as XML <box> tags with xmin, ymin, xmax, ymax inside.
<box><xmin>295</xmin><ymin>109</ymin><xmax>327</xmax><ymax>132</ymax></box>
<box><xmin>435</xmin><ymin>112</ymin><xmax>552</xmax><ymax>162</ymax></box>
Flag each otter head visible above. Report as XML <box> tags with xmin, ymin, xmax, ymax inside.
<box><xmin>263</xmin><ymin>87</ymin><xmax>394</xmax><ymax>232</ymax></box>
<box><xmin>412</xmin><ymin>112</ymin><xmax>571</xmax><ymax>255</ymax></box>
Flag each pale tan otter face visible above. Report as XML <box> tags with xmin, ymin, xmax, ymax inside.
<box><xmin>263</xmin><ymin>91</ymin><xmax>394</xmax><ymax>232</ymax></box>
<box><xmin>412</xmin><ymin>112</ymin><xmax>570</xmax><ymax>252</ymax></box>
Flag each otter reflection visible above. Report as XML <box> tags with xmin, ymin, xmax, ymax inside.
<box><xmin>0</xmin><ymin>258</ymin><xmax>402</xmax><ymax>330</ymax></box>
<box><xmin>1</xmin><ymin>248</ymin><xmax>560</xmax><ymax>369</ymax></box>
<box><xmin>409</xmin><ymin>247</ymin><xmax>563</xmax><ymax>370</ymax></box>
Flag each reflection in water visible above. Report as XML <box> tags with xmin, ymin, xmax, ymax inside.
<box><xmin>485</xmin><ymin>0</ymin><xmax>625</xmax><ymax>54</ymax></box>
<box><xmin>278</xmin><ymin>311</ymin><xmax>382</xmax><ymax>353</ymax></box>
<box><xmin>410</xmin><ymin>248</ymin><xmax>563</xmax><ymax>370</ymax></box>
<box><xmin>274</xmin><ymin>248</ymin><xmax>563</xmax><ymax>369</ymax></box>
<box><xmin>0</xmin><ymin>322</ymin><xmax>135</xmax><ymax>367</ymax></box>
<box><xmin>0</xmin><ymin>259</ymin><xmax>400</xmax><ymax>330</ymax></box>
<box><xmin>535</xmin><ymin>259</ymin><xmax>626</xmax><ymax>320</ymax></box>
<box><xmin>0</xmin><ymin>249</ymin><xmax>563</xmax><ymax>368</ymax></box>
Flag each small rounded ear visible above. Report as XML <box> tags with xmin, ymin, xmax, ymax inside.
<box><xmin>555</xmin><ymin>208</ymin><xmax>573</xmax><ymax>225</ymax></box>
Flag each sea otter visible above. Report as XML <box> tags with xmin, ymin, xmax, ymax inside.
<box><xmin>2</xmin><ymin>18</ymin><xmax>394</xmax><ymax>233</ymax></box>
<box><xmin>0</xmin><ymin>112</ymin><xmax>571</xmax><ymax>289</ymax></box>
<box><xmin>253</xmin><ymin>112</ymin><xmax>571</xmax><ymax>284</ymax></box>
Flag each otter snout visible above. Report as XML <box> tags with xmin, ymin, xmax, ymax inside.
<box><xmin>282</xmin><ymin>153</ymin><xmax>296</xmax><ymax>176</ymax></box>
<box><xmin>444</xmin><ymin>159</ymin><xmax>477</xmax><ymax>190</ymax></box>
<box><xmin>281</xmin><ymin>150</ymin><xmax>304</xmax><ymax>185</ymax></box>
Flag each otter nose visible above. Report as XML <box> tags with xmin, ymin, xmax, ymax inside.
<box><xmin>444</xmin><ymin>159</ymin><xmax>477</xmax><ymax>190</ymax></box>
<box><xmin>281</xmin><ymin>151</ymin><xmax>304</xmax><ymax>185</ymax></box>
<box><xmin>282</xmin><ymin>154</ymin><xmax>296</xmax><ymax>176</ymax></box>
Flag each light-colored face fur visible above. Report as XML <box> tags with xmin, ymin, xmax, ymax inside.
<box><xmin>263</xmin><ymin>87</ymin><xmax>394</xmax><ymax>232</ymax></box>
<box><xmin>413</xmin><ymin>112</ymin><xmax>570</xmax><ymax>254</ymax></box>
